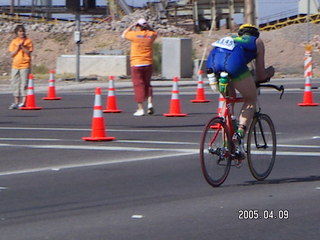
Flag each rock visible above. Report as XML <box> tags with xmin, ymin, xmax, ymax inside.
<box><xmin>0</xmin><ymin>9</ymin><xmax>191</xmax><ymax>36</ymax></box>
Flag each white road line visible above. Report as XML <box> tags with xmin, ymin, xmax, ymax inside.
<box><xmin>0</xmin><ymin>138</ymin><xmax>63</xmax><ymax>141</ymax></box>
<box><xmin>3</xmin><ymin>138</ymin><xmax>320</xmax><ymax>148</ymax></box>
<box><xmin>0</xmin><ymin>143</ymin><xmax>197</xmax><ymax>153</ymax></box>
<box><xmin>0</xmin><ymin>143</ymin><xmax>319</xmax><ymax>176</ymax></box>
<box><xmin>0</xmin><ymin>142</ymin><xmax>320</xmax><ymax>157</ymax></box>
<box><xmin>0</xmin><ymin>148</ymin><xmax>319</xmax><ymax>177</ymax></box>
<box><xmin>0</xmin><ymin>139</ymin><xmax>319</xmax><ymax>152</ymax></box>
<box><xmin>0</xmin><ymin>127</ymin><xmax>201</xmax><ymax>133</ymax></box>
<box><xmin>117</xmin><ymin>140</ymin><xmax>198</xmax><ymax>145</ymax></box>
<box><xmin>278</xmin><ymin>144</ymin><xmax>320</xmax><ymax>149</ymax></box>
<box><xmin>276</xmin><ymin>151</ymin><xmax>320</xmax><ymax>157</ymax></box>
<box><xmin>0</xmin><ymin>138</ymin><xmax>198</xmax><ymax>145</ymax></box>
<box><xmin>0</xmin><ymin>152</ymin><xmax>195</xmax><ymax>176</ymax></box>
<box><xmin>0</xmin><ymin>127</ymin><xmax>86</xmax><ymax>131</ymax></box>
<box><xmin>251</xmin><ymin>151</ymin><xmax>320</xmax><ymax>157</ymax></box>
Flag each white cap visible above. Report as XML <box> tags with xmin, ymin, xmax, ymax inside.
<box><xmin>137</xmin><ymin>18</ymin><xmax>147</xmax><ymax>25</ymax></box>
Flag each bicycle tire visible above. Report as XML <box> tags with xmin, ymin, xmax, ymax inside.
<box><xmin>200</xmin><ymin>117</ymin><xmax>232</xmax><ymax>187</ymax></box>
<box><xmin>247</xmin><ymin>113</ymin><xmax>276</xmax><ymax>181</ymax></box>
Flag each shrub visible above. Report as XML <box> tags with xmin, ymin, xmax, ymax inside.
<box><xmin>32</xmin><ymin>64</ymin><xmax>49</xmax><ymax>74</ymax></box>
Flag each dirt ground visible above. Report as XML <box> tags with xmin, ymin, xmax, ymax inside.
<box><xmin>1</xmin><ymin>22</ymin><xmax>320</xmax><ymax>79</ymax></box>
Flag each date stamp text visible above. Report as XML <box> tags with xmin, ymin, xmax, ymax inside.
<box><xmin>238</xmin><ymin>209</ymin><xmax>289</xmax><ymax>220</ymax></box>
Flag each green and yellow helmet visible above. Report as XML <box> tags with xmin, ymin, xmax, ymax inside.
<box><xmin>238</xmin><ymin>24</ymin><xmax>260</xmax><ymax>38</ymax></box>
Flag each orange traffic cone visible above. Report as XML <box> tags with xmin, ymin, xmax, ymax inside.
<box><xmin>211</xmin><ymin>93</ymin><xmax>225</xmax><ymax>129</ymax></box>
<box><xmin>83</xmin><ymin>87</ymin><xmax>116</xmax><ymax>141</ymax></box>
<box><xmin>217</xmin><ymin>93</ymin><xmax>225</xmax><ymax>116</ymax></box>
<box><xmin>191</xmin><ymin>70</ymin><xmax>210</xmax><ymax>103</ymax></box>
<box><xmin>163</xmin><ymin>77</ymin><xmax>187</xmax><ymax>117</ymax></box>
<box><xmin>298</xmin><ymin>73</ymin><xmax>318</xmax><ymax>106</ymax></box>
<box><xmin>42</xmin><ymin>70</ymin><xmax>62</xmax><ymax>100</ymax></box>
<box><xmin>103</xmin><ymin>76</ymin><xmax>122</xmax><ymax>113</ymax></box>
<box><xmin>20</xmin><ymin>73</ymin><xmax>43</xmax><ymax>110</ymax></box>
<box><xmin>298</xmin><ymin>44</ymin><xmax>318</xmax><ymax>106</ymax></box>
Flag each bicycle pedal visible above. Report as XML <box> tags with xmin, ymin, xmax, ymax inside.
<box><xmin>235</xmin><ymin>160</ymin><xmax>243</xmax><ymax>168</ymax></box>
<box><xmin>235</xmin><ymin>149</ymin><xmax>246</xmax><ymax>160</ymax></box>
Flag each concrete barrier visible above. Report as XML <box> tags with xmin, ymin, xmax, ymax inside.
<box><xmin>56</xmin><ymin>55</ymin><xmax>130</xmax><ymax>76</ymax></box>
<box><xmin>161</xmin><ymin>38</ymin><xmax>193</xmax><ymax>79</ymax></box>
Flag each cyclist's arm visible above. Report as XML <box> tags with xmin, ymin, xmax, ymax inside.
<box><xmin>255</xmin><ymin>38</ymin><xmax>275</xmax><ymax>82</ymax></box>
<box><xmin>121</xmin><ymin>23</ymin><xmax>136</xmax><ymax>39</ymax></box>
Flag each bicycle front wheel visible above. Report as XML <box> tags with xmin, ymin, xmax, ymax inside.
<box><xmin>200</xmin><ymin>117</ymin><xmax>232</xmax><ymax>187</ymax></box>
<box><xmin>247</xmin><ymin>113</ymin><xmax>276</xmax><ymax>181</ymax></box>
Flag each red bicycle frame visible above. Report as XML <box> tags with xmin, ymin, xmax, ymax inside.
<box><xmin>209</xmin><ymin>96</ymin><xmax>244</xmax><ymax>156</ymax></box>
<box><xmin>222</xmin><ymin>96</ymin><xmax>244</xmax><ymax>136</ymax></box>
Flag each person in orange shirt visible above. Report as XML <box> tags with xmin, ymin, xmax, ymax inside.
<box><xmin>122</xmin><ymin>18</ymin><xmax>158</xmax><ymax>116</ymax></box>
<box><xmin>8</xmin><ymin>25</ymin><xmax>33</xmax><ymax>109</ymax></box>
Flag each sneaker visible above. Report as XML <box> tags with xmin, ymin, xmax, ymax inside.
<box><xmin>8</xmin><ymin>103</ymin><xmax>18</xmax><ymax>110</ymax></box>
<box><xmin>133</xmin><ymin>109</ymin><xmax>144</xmax><ymax>116</ymax></box>
<box><xmin>147</xmin><ymin>107</ymin><xmax>154</xmax><ymax>115</ymax></box>
<box><xmin>18</xmin><ymin>103</ymin><xmax>25</xmax><ymax>108</ymax></box>
<box><xmin>147</xmin><ymin>103</ymin><xmax>154</xmax><ymax>115</ymax></box>
<box><xmin>232</xmin><ymin>132</ymin><xmax>246</xmax><ymax>160</ymax></box>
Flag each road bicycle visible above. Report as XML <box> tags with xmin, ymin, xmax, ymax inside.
<box><xmin>200</xmin><ymin>77</ymin><xmax>284</xmax><ymax>187</ymax></box>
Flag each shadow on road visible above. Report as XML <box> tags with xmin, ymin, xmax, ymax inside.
<box><xmin>242</xmin><ymin>175</ymin><xmax>320</xmax><ymax>186</ymax></box>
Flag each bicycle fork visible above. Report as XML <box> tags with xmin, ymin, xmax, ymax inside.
<box><xmin>254</xmin><ymin>116</ymin><xmax>268</xmax><ymax>149</ymax></box>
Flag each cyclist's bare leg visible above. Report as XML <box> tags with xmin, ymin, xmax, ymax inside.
<box><xmin>232</xmin><ymin>75</ymin><xmax>257</xmax><ymax>133</ymax></box>
<box><xmin>227</xmin><ymin>85</ymin><xmax>237</xmax><ymax>115</ymax></box>
<box><xmin>219</xmin><ymin>85</ymin><xmax>237</xmax><ymax>116</ymax></box>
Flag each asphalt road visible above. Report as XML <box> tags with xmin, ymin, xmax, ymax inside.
<box><xmin>0</xmin><ymin>80</ymin><xmax>319</xmax><ymax>240</ymax></box>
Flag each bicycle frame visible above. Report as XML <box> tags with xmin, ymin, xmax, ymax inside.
<box><xmin>209</xmin><ymin>96</ymin><xmax>244</xmax><ymax>160</ymax></box>
<box><xmin>223</xmin><ymin>96</ymin><xmax>244</xmax><ymax>135</ymax></box>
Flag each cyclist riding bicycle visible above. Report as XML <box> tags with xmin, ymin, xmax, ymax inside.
<box><xmin>206</xmin><ymin>24</ymin><xmax>275</xmax><ymax>159</ymax></box>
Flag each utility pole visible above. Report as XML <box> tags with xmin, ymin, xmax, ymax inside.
<box><xmin>228</xmin><ymin>0</ymin><xmax>235</xmax><ymax>30</ymax></box>
<box><xmin>10</xmin><ymin>0</ymin><xmax>14</xmax><ymax>14</ymax></box>
<box><xmin>66</xmin><ymin>0</ymin><xmax>81</xmax><ymax>82</ymax></box>
<box><xmin>244</xmin><ymin>0</ymin><xmax>256</xmax><ymax>25</ymax></box>
<box><xmin>75</xmin><ymin>13</ymin><xmax>81</xmax><ymax>82</ymax></box>
<box><xmin>307</xmin><ymin>0</ymin><xmax>310</xmax><ymax>43</ymax></box>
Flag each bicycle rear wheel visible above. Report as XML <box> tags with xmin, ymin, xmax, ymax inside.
<box><xmin>200</xmin><ymin>117</ymin><xmax>232</xmax><ymax>187</ymax></box>
<box><xmin>247</xmin><ymin>113</ymin><xmax>276</xmax><ymax>181</ymax></box>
